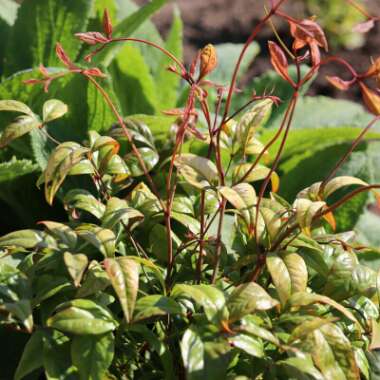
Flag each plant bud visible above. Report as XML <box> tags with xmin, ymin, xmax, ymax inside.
<box><xmin>103</xmin><ymin>9</ymin><xmax>113</xmax><ymax>38</ymax></box>
<box><xmin>199</xmin><ymin>44</ymin><xmax>217</xmax><ymax>79</ymax></box>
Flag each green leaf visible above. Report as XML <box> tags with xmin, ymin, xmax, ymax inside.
<box><xmin>235</xmin><ymin>99</ymin><xmax>273</xmax><ymax>156</ymax></box>
<box><xmin>14</xmin><ymin>330</ymin><xmax>45</xmax><ymax>380</ymax></box>
<box><xmin>63</xmin><ymin>252</ymin><xmax>88</xmax><ymax>288</ymax></box>
<box><xmin>149</xmin><ymin>224</ymin><xmax>180</xmax><ymax>263</ymax></box>
<box><xmin>76</xmin><ymin>224</ymin><xmax>116</xmax><ymax>258</ymax></box>
<box><xmin>288</xmin><ymin>292</ymin><xmax>360</xmax><ymax>326</ymax></box>
<box><xmin>133</xmin><ymin>295</ymin><xmax>182</xmax><ymax>321</ymax></box>
<box><xmin>104</xmin><ymin>257</ymin><xmax>140</xmax><ymax>323</ymax></box>
<box><xmin>77</xmin><ymin>260</ymin><xmax>110</xmax><ymax>298</ymax></box>
<box><xmin>0</xmin><ymin>115</ymin><xmax>40</xmax><ymax>148</ymax></box>
<box><xmin>266</xmin><ymin>251</ymin><xmax>308</xmax><ymax>306</ymax></box>
<box><xmin>0</xmin><ymin>99</ymin><xmax>35</xmax><ymax>116</ymax></box>
<box><xmin>47</xmin><ymin>299</ymin><xmax>118</xmax><ymax>335</ymax></box>
<box><xmin>227</xmin><ymin>282</ymin><xmax>279</xmax><ymax>322</ymax></box>
<box><xmin>0</xmin><ymin>158</ymin><xmax>38</xmax><ymax>184</ymax></box>
<box><xmin>5</xmin><ymin>0</ymin><xmax>93</xmax><ymax>74</ymax></box>
<box><xmin>42</xmin><ymin>99</ymin><xmax>68</xmax><ymax>123</ymax></box>
<box><xmin>39</xmin><ymin>221</ymin><xmax>77</xmax><ymax>250</ymax></box>
<box><xmin>71</xmin><ymin>332</ymin><xmax>114</xmax><ymax>380</ymax></box>
<box><xmin>293</xmin><ymin>198</ymin><xmax>326</xmax><ymax>234</ymax></box>
<box><xmin>0</xmin><ymin>0</ymin><xmax>19</xmax><ymax>25</ymax></box>
<box><xmin>43</xmin><ymin>330</ymin><xmax>78</xmax><ymax>380</ymax></box>
<box><xmin>0</xmin><ymin>229</ymin><xmax>46</xmax><ymax>249</ymax></box>
<box><xmin>64</xmin><ymin>189</ymin><xmax>106</xmax><ymax>220</ymax></box>
<box><xmin>110</xmin><ymin>44</ymin><xmax>158</xmax><ymax>115</ymax></box>
<box><xmin>172</xmin><ymin>284</ymin><xmax>226</xmax><ymax>323</ymax></box>
<box><xmin>125</xmin><ymin>147</ymin><xmax>159</xmax><ymax>176</ymax></box>
<box><xmin>277</xmin><ymin>354</ymin><xmax>324</xmax><ymax>380</ymax></box>
<box><xmin>97</xmin><ymin>0</ymin><xmax>168</xmax><ymax>66</ymax></box>
<box><xmin>181</xmin><ymin>327</ymin><xmax>204</xmax><ymax>379</ymax></box>
<box><xmin>229</xmin><ymin>333</ymin><xmax>264</xmax><ymax>358</ymax></box>
<box><xmin>155</xmin><ymin>7</ymin><xmax>183</xmax><ymax>110</ymax></box>
<box><xmin>240</xmin><ymin>315</ymin><xmax>279</xmax><ymax>345</ymax></box>
<box><xmin>43</xmin><ymin>142</ymin><xmax>90</xmax><ymax>205</ymax></box>
<box><xmin>174</xmin><ymin>153</ymin><xmax>219</xmax><ymax>189</ymax></box>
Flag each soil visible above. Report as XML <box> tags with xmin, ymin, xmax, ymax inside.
<box><xmin>138</xmin><ymin>0</ymin><xmax>380</xmax><ymax>101</ymax></box>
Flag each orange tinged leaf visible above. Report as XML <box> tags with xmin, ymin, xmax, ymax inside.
<box><xmin>199</xmin><ymin>44</ymin><xmax>218</xmax><ymax>79</ymax></box>
<box><xmin>268</xmin><ymin>41</ymin><xmax>292</xmax><ymax>85</ymax></box>
<box><xmin>323</xmin><ymin>211</ymin><xmax>336</xmax><ymax>231</ymax></box>
<box><xmin>326</xmin><ymin>76</ymin><xmax>351</xmax><ymax>91</ymax></box>
<box><xmin>359</xmin><ymin>82</ymin><xmax>380</xmax><ymax>115</ymax></box>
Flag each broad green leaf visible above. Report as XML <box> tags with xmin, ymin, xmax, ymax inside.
<box><xmin>42</xmin><ymin>99</ymin><xmax>68</xmax><ymax>123</ymax></box>
<box><xmin>288</xmin><ymin>292</ymin><xmax>360</xmax><ymax>326</ymax></box>
<box><xmin>293</xmin><ymin>198</ymin><xmax>326</xmax><ymax>234</ymax></box>
<box><xmin>5</xmin><ymin>0</ymin><xmax>93</xmax><ymax>74</ymax></box>
<box><xmin>0</xmin><ymin>229</ymin><xmax>46</xmax><ymax>249</ymax></box>
<box><xmin>14</xmin><ymin>330</ymin><xmax>45</xmax><ymax>380</ymax></box>
<box><xmin>47</xmin><ymin>299</ymin><xmax>118</xmax><ymax>335</ymax></box>
<box><xmin>71</xmin><ymin>332</ymin><xmax>114</xmax><ymax>380</ymax></box>
<box><xmin>172</xmin><ymin>284</ymin><xmax>226</xmax><ymax>323</ymax></box>
<box><xmin>133</xmin><ymin>295</ymin><xmax>182</xmax><ymax>321</ymax></box>
<box><xmin>104</xmin><ymin>257</ymin><xmax>140</xmax><ymax>323</ymax></box>
<box><xmin>63</xmin><ymin>252</ymin><xmax>88</xmax><ymax>288</ymax></box>
<box><xmin>64</xmin><ymin>189</ymin><xmax>106</xmax><ymax>220</ymax></box>
<box><xmin>266</xmin><ymin>251</ymin><xmax>308</xmax><ymax>306</ymax></box>
<box><xmin>77</xmin><ymin>260</ymin><xmax>110</xmax><ymax>298</ymax></box>
<box><xmin>277</xmin><ymin>354</ymin><xmax>324</xmax><ymax>380</ymax></box>
<box><xmin>0</xmin><ymin>99</ymin><xmax>34</xmax><ymax>116</ymax></box>
<box><xmin>240</xmin><ymin>315</ymin><xmax>280</xmax><ymax>345</ymax></box>
<box><xmin>76</xmin><ymin>224</ymin><xmax>116</xmax><ymax>258</ymax></box>
<box><xmin>289</xmin><ymin>317</ymin><xmax>336</xmax><ymax>343</ymax></box>
<box><xmin>174</xmin><ymin>153</ymin><xmax>219</xmax><ymax>189</ymax></box>
<box><xmin>124</xmin><ymin>147</ymin><xmax>159</xmax><ymax>176</ymax></box>
<box><xmin>0</xmin><ymin>115</ymin><xmax>40</xmax><ymax>148</ymax></box>
<box><xmin>43</xmin><ymin>331</ymin><xmax>78</xmax><ymax>380</ymax></box>
<box><xmin>227</xmin><ymin>282</ymin><xmax>279</xmax><ymax>322</ymax></box>
<box><xmin>101</xmin><ymin>197</ymin><xmax>143</xmax><ymax>229</ymax></box>
<box><xmin>181</xmin><ymin>327</ymin><xmax>204</xmax><ymax>378</ymax></box>
<box><xmin>235</xmin><ymin>99</ymin><xmax>273</xmax><ymax>156</ymax></box>
<box><xmin>39</xmin><ymin>221</ymin><xmax>77</xmax><ymax>250</ymax></box>
<box><xmin>98</xmin><ymin>0</ymin><xmax>168</xmax><ymax>66</ymax></box>
<box><xmin>44</xmin><ymin>142</ymin><xmax>90</xmax><ymax>204</ymax></box>
<box><xmin>229</xmin><ymin>333</ymin><xmax>264</xmax><ymax>358</ymax></box>
<box><xmin>311</xmin><ymin>324</ymin><xmax>360</xmax><ymax>380</ymax></box>
<box><xmin>155</xmin><ymin>7</ymin><xmax>183</xmax><ymax>110</ymax></box>
<box><xmin>149</xmin><ymin>224</ymin><xmax>181</xmax><ymax>263</ymax></box>
<box><xmin>110</xmin><ymin>44</ymin><xmax>158</xmax><ymax>115</ymax></box>
<box><xmin>171</xmin><ymin>211</ymin><xmax>201</xmax><ymax>234</ymax></box>
<box><xmin>232</xmin><ymin>163</ymin><xmax>273</xmax><ymax>184</ymax></box>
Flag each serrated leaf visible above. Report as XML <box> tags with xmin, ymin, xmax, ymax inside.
<box><xmin>104</xmin><ymin>257</ymin><xmax>139</xmax><ymax>323</ymax></box>
<box><xmin>47</xmin><ymin>299</ymin><xmax>118</xmax><ymax>335</ymax></box>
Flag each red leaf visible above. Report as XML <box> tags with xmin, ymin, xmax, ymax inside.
<box><xmin>55</xmin><ymin>43</ymin><xmax>74</xmax><ymax>68</ymax></box>
<box><xmin>359</xmin><ymin>82</ymin><xmax>380</xmax><ymax>115</ymax></box>
<box><xmin>103</xmin><ymin>9</ymin><xmax>113</xmax><ymax>38</ymax></box>
<box><xmin>268</xmin><ymin>41</ymin><xmax>292</xmax><ymax>84</ymax></box>
<box><xmin>353</xmin><ymin>19</ymin><xmax>375</xmax><ymax>33</ymax></box>
<box><xmin>326</xmin><ymin>76</ymin><xmax>352</xmax><ymax>91</ymax></box>
<box><xmin>82</xmin><ymin>67</ymin><xmax>107</xmax><ymax>78</ymax></box>
<box><xmin>75</xmin><ymin>32</ymin><xmax>108</xmax><ymax>45</ymax></box>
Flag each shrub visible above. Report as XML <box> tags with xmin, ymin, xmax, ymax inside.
<box><xmin>1</xmin><ymin>0</ymin><xmax>380</xmax><ymax>379</ymax></box>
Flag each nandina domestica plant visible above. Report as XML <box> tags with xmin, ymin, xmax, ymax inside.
<box><xmin>2</xmin><ymin>0</ymin><xmax>380</xmax><ymax>379</ymax></box>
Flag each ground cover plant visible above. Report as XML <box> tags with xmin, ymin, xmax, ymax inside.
<box><xmin>2</xmin><ymin>0</ymin><xmax>380</xmax><ymax>379</ymax></box>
